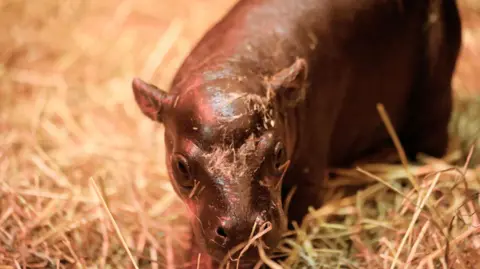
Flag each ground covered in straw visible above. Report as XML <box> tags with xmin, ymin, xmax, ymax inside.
<box><xmin>1</xmin><ymin>0</ymin><xmax>479</xmax><ymax>268</ymax></box>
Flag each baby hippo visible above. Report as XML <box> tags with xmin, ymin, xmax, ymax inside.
<box><xmin>131</xmin><ymin>0</ymin><xmax>462</xmax><ymax>267</ymax></box>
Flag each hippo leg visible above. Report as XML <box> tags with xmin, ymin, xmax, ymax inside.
<box><xmin>401</xmin><ymin>0</ymin><xmax>462</xmax><ymax>160</ymax></box>
<box><xmin>281</xmin><ymin>164</ymin><xmax>326</xmax><ymax>227</ymax></box>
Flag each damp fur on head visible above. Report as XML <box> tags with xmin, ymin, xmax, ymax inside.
<box><xmin>204</xmin><ymin>134</ymin><xmax>262</xmax><ymax>180</ymax></box>
<box><xmin>201</xmin><ymin>92</ymin><xmax>276</xmax><ymax>183</ymax></box>
<box><xmin>215</xmin><ymin>92</ymin><xmax>275</xmax><ymax>127</ymax></box>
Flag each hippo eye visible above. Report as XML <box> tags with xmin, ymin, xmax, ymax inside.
<box><xmin>172</xmin><ymin>154</ymin><xmax>194</xmax><ymax>189</ymax></box>
<box><xmin>273</xmin><ymin>142</ymin><xmax>287</xmax><ymax>171</ymax></box>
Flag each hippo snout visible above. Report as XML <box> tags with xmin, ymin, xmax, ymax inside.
<box><xmin>204</xmin><ymin>212</ymin><xmax>283</xmax><ymax>262</ymax></box>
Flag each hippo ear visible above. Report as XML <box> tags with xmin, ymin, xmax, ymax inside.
<box><xmin>265</xmin><ymin>58</ymin><xmax>308</xmax><ymax>108</ymax></box>
<box><xmin>132</xmin><ymin>77</ymin><xmax>173</xmax><ymax>123</ymax></box>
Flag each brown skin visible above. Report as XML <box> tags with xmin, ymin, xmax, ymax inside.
<box><xmin>132</xmin><ymin>0</ymin><xmax>462</xmax><ymax>267</ymax></box>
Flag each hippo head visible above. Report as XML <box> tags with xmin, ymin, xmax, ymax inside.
<box><xmin>131</xmin><ymin>59</ymin><xmax>307</xmax><ymax>266</ymax></box>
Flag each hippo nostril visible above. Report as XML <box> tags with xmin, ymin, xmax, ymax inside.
<box><xmin>216</xmin><ymin>227</ymin><xmax>228</xmax><ymax>238</ymax></box>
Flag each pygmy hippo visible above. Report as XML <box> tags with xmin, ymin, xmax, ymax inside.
<box><xmin>131</xmin><ymin>0</ymin><xmax>462</xmax><ymax>267</ymax></box>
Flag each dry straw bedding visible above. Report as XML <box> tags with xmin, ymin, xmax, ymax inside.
<box><xmin>1</xmin><ymin>0</ymin><xmax>479</xmax><ymax>268</ymax></box>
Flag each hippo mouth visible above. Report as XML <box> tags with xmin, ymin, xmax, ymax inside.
<box><xmin>206</xmin><ymin>221</ymin><xmax>281</xmax><ymax>266</ymax></box>
<box><xmin>211</xmin><ymin>246</ymin><xmax>271</xmax><ymax>268</ymax></box>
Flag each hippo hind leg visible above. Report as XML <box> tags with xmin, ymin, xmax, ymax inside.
<box><xmin>401</xmin><ymin>0</ymin><xmax>462</xmax><ymax>160</ymax></box>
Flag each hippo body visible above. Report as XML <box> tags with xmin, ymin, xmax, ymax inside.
<box><xmin>132</xmin><ymin>0</ymin><xmax>462</xmax><ymax>267</ymax></box>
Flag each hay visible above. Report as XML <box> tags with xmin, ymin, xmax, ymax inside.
<box><xmin>1</xmin><ymin>0</ymin><xmax>479</xmax><ymax>268</ymax></box>
<box><xmin>274</xmin><ymin>153</ymin><xmax>480</xmax><ymax>269</ymax></box>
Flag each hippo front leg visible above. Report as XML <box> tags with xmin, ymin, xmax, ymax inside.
<box><xmin>281</xmin><ymin>164</ymin><xmax>326</xmax><ymax>226</ymax></box>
